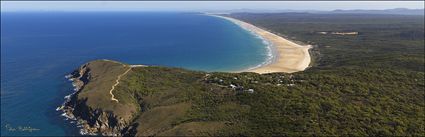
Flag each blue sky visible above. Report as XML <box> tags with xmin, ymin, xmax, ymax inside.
<box><xmin>1</xmin><ymin>1</ymin><xmax>424</xmax><ymax>12</ymax></box>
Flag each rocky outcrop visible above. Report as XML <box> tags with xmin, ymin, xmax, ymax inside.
<box><xmin>59</xmin><ymin>62</ymin><xmax>130</xmax><ymax>136</ymax></box>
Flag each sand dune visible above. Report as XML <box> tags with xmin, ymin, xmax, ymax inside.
<box><xmin>212</xmin><ymin>15</ymin><xmax>312</xmax><ymax>74</ymax></box>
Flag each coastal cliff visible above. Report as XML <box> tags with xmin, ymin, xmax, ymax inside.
<box><xmin>59</xmin><ymin>60</ymin><xmax>232</xmax><ymax>136</ymax></box>
<box><xmin>60</xmin><ymin>60</ymin><xmax>135</xmax><ymax>136</ymax></box>
<box><xmin>59</xmin><ymin>60</ymin><xmax>424</xmax><ymax>136</ymax></box>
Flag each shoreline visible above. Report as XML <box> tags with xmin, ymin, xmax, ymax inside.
<box><xmin>57</xmin><ymin>72</ymin><xmax>97</xmax><ymax>135</ymax></box>
<box><xmin>57</xmin><ymin>60</ymin><xmax>147</xmax><ymax>135</ymax></box>
<box><xmin>210</xmin><ymin>14</ymin><xmax>312</xmax><ymax>74</ymax></box>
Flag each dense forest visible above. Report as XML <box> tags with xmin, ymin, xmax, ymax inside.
<box><xmin>228</xmin><ymin>13</ymin><xmax>424</xmax><ymax>71</ymax></box>
<box><xmin>69</xmin><ymin>13</ymin><xmax>424</xmax><ymax>136</ymax></box>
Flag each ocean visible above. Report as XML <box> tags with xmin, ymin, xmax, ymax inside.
<box><xmin>0</xmin><ymin>12</ymin><xmax>270</xmax><ymax>136</ymax></box>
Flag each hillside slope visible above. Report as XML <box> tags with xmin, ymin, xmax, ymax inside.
<box><xmin>62</xmin><ymin>13</ymin><xmax>424</xmax><ymax>136</ymax></box>
<box><xmin>63</xmin><ymin>59</ymin><xmax>424</xmax><ymax>136</ymax></box>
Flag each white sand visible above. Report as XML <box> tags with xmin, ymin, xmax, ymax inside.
<box><xmin>212</xmin><ymin>15</ymin><xmax>312</xmax><ymax>74</ymax></box>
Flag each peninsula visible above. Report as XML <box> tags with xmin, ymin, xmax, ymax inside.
<box><xmin>59</xmin><ymin>58</ymin><xmax>424</xmax><ymax>136</ymax></box>
<box><xmin>58</xmin><ymin>13</ymin><xmax>424</xmax><ymax>136</ymax></box>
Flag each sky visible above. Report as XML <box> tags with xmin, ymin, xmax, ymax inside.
<box><xmin>1</xmin><ymin>1</ymin><xmax>424</xmax><ymax>12</ymax></box>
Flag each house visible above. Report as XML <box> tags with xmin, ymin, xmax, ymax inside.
<box><xmin>229</xmin><ymin>84</ymin><xmax>237</xmax><ymax>89</ymax></box>
<box><xmin>246</xmin><ymin>89</ymin><xmax>255</xmax><ymax>93</ymax></box>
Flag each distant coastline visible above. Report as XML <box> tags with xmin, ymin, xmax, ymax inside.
<box><xmin>209</xmin><ymin>14</ymin><xmax>312</xmax><ymax>74</ymax></box>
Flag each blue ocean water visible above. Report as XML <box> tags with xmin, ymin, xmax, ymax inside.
<box><xmin>0</xmin><ymin>12</ymin><xmax>269</xmax><ymax>136</ymax></box>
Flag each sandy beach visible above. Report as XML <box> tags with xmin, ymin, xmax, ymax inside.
<box><xmin>212</xmin><ymin>15</ymin><xmax>312</xmax><ymax>74</ymax></box>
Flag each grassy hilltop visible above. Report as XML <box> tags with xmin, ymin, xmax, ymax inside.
<box><xmin>68</xmin><ymin>13</ymin><xmax>424</xmax><ymax>136</ymax></box>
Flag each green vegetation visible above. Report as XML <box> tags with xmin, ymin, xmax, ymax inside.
<box><xmin>75</xmin><ymin>13</ymin><xmax>424</xmax><ymax>136</ymax></box>
<box><xmin>74</xmin><ymin>60</ymin><xmax>137</xmax><ymax>120</ymax></box>
<box><xmin>228</xmin><ymin>13</ymin><xmax>424</xmax><ymax>72</ymax></box>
